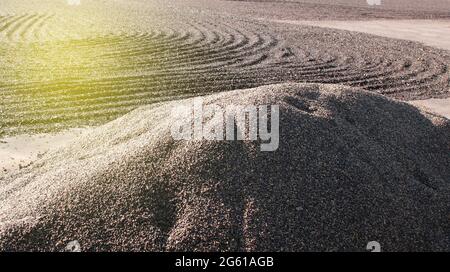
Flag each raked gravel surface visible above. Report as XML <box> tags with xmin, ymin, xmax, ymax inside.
<box><xmin>1</xmin><ymin>0</ymin><xmax>449</xmax><ymax>136</ymax></box>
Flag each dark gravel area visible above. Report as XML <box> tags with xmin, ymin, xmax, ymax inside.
<box><xmin>1</xmin><ymin>83</ymin><xmax>448</xmax><ymax>251</ymax></box>
<box><xmin>209</xmin><ymin>0</ymin><xmax>450</xmax><ymax>20</ymax></box>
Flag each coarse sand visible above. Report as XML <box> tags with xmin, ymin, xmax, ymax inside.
<box><xmin>0</xmin><ymin>83</ymin><xmax>448</xmax><ymax>252</ymax></box>
<box><xmin>2</xmin><ymin>0</ymin><xmax>450</xmax><ymax>136</ymax></box>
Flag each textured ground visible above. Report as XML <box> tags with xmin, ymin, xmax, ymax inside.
<box><xmin>0</xmin><ymin>0</ymin><xmax>449</xmax><ymax>252</ymax></box>
<box><xmin>194</xmin><ymin>0</ymin><xmax>450</xmax><ymax>20</ymax></box>
<box><xmin>277</xmin><ymin>20</ymin><xmax>450</xmax><ymax>51</ymax></box>
<box><xmin>0</xmin><ymin>0</ymin><xmax>449</xmax><ymax>136</ymax></box>
<box><xmin>270</xmin><ymin>18</ymin><xmax>450</xmax><ymax>118</ymax></box>
<box><xmin>0</xmin><ymin>83</ymin><xmax>449</xmax><ymax>252</ymax></box>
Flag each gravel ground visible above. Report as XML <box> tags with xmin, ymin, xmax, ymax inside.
<box><xmin>0</xmin><ymin>83</ymin><xmax>448</xmax><ymax>252</ymax></box>
<box><xmin>1</xmin><ymin>0</ymin><xmax>449</xmax><ymax>135</ymax></box>
<box><xmin>191</xmin><ymin>0</ymin><xmax>450</xmax><ymax>20</ymax></box>
<box><xmin>278</xmin><ymin>19</ymin><xmax>450</xmax><ymax>52</ymax></box>
<box><xmin>1</xmin><ymin>0</ymin><xmax>449</xmax><ymax>252</ymax></box>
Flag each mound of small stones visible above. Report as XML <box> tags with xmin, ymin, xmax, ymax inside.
<box><xmin>0</xmin><ymin>83</ymin><xmax>448</xmax><ymax>251</ymax></box>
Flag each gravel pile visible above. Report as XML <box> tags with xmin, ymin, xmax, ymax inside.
<box><xmin>0</xmin><ymin>83</ymin><xmax>448</xmax><ymax>251</ymax></box>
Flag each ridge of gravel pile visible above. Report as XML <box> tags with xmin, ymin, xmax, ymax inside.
<box><xmin>0</xmin><ymin>83</ymin><xmax>449</xmax><ymax>251</ymax></box>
